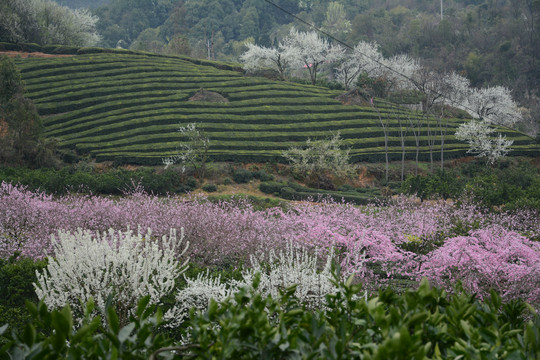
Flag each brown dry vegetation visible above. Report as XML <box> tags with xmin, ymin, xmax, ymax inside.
<box><xmin>188</xmin><ymin>88</ymin><xmax>228</xmax><ymax>102</ymax></box>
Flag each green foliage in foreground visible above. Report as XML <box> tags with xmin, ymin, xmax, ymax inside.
<box><xmin>1</xmin><ymin>275</ymin><xmax>539</xmax><ymax>359</ymax></box>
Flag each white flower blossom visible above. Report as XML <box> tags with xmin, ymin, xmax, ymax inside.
<box><xmin>34</xmin><ymin>227</ymin><xmax>189</xmax><ymax>326</ymax></box>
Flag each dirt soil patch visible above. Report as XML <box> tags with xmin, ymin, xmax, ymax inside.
<box><xmin>188</xmin><ymin>88</ymin><xmax>229</xmax><ymax>102</ymax></box>
<box><xmin>335</xmin><ymin>88</ymin><xmax>372</xmax><ymax>106</ymax></box>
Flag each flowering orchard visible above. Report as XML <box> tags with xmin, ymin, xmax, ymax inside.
<box><xmin>1</xmin><ymin>181</ymin><xmax>539</xmax><ymax>307</ymax></box>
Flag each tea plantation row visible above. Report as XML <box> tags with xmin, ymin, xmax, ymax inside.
<box><xmin>13</xmin><ymin>48</ymin><xmax>539</xmax><ymax>164</ymax></box>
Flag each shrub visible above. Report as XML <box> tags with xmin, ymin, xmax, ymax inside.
<box><xmin>202</xmin><ymin>184</ymin><xmax>217</xmax><ymax>192</ymax></box>
<box><xmin>233</xmin><ymin>168</ymin><xmax>253</xmax><ymax>184</ymax></box>
<box><xmin>222</xmin><ymin>177</ymin><xmax>232</xmax><ymax>185</ymax></box>
<box><xmin>0</xmin><ymin>256</ymin><xmax>46</xmax><ymax>307</ymax></box>
<box><xmin>280</xmin><ymin>186</ymin><xmax>297</xmax><ymax>200</ymax></box>
<box><xmin>0</xmin><ymin>297</ymin><xmax>173</xmax><ymax>359</ymax></box>
<box><xmin>186</xmin><ymin>176</ymin><xmax>198</xmax><ymax>189</ymax></box>
<box><xmin>3</xmin><ymin>279</ymin><xmax>539</xmax><ymax>359</ymax></box>
<box><xmin>252</xmin><ymin>169</ymin><xmax>274</xmax><ymax>181</ymax></box>
<box><xmin>0</xmin><ymin>256</ymin><xmax>46</xmax><ymax>341</ymax></box>
<box><xmin>259</xmin><ymin>181</ymin><xmax>285</xmax><ymax>194</ymax></box>
<box><xmin>183</xmin><ymin>274</ymin><xmax>540</xmax><ymax>359</ymax></box>
<box><xmin>237</xmin><ymin>243</ymin><xmax>349</xmax><ymax>310</ymax></box>
<box><xmin>34</xmin><ymin>227</ymin><xmax>189</xmax><ymax>327</ymax></box>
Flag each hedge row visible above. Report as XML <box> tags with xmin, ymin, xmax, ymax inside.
<box><xmin>45</xmin><ymin>103</ymin><xmax>427</xmax><ymax>132</ymax></box>
<box><xmin>72</xmin><ymin>134</ymin><xmax>472</xmax><ymax>156</ymax></box>
<box><xmin>35</xmin><ymin>90</ymin><xmax>344</xmax><ymax>115</ymax></box>
<box><xmin>68</xmin><ymin>129</ymin><xmax>467</xmax><ymax>150</ymax></box>
<box><xmin>20</xmin><ymin>62</ymin><xmax>222</xmax><ymax>85</ymax></box>
<box><xmin>36</xmin><ymin>87</ymin><xmax>340</xmax><ymax>109</ymax></box>
<box><xmin>44</xmin><ymin>106</ymin><xmax>389</xmax><ymax>135</ymax></box>
<box><xmin>259</xmin><ymin>181</ymin><xmax>380</xmax><ymax>205</ymax></box>
<box><xmin>28</xmin><ymin>73</ymin><xmax>239</xmax><ymax>99</ymax></box>
<box><xmin>12</xmin><ymin>49</ymin><xmax>539</xmax><ymax>164</ymax></box>
<box><xmin>9</xmin><ymin>43</ymin><xmax>244</xmax><ymax>72</ymax></box>
<box><xmin>44</xmin><ymin>104</ymin><xmax>403</xmax><ymax>130</ymax></box>
<box><xmin>91</xmin><ymin>147</ymin><xmax>478</xmax><ymax>166</ymax></box>
<box><xmin>0</xmin><ymin>166</ymin><xmax>197</xmax><ymax>196</ymax></box>
<box><xmin>91</xmin><ymin>141</ymin><xmax>537</xmax><ymax>156</ymax></box>
<box><xmin>50</xmin><ymin>114</ymin><xmax>455</xmax><ymax>140</ymax></box>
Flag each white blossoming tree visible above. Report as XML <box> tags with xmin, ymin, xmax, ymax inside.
<box><xmin>455</xmin><ymin>119</ymin><xmax>513</xmax><ymax>164</ymax></box>
<box><xmin>281</xmin><ymin>28</ymin><xmax>345</xmax><ymax>85</ymax></box>
<box><xmin>1</xmin><ymin>0</ymin><xmax>100</xmax><ymax>46</ymax></box>
<box><xmin>164</xmin><ymin>270</ymin><xmax>233</xmax><ymax>328</ymax></box>
<box><xmin>165</xmin><ymin>242</ymin><xmax>354</xmax><ymax>328</ymax></box>
<box><xmin>381</xmin><ymin>53</ymin><xmax>420</xmax><ymax>92</ymax></box>
<box><xmin>334</xmin><ymin>41</ymin><xmax>383</xmax><ymax>90</ymax></box>
<box><xmin>34</xmin><ymin>227</ymin><xmax>189</xmax><ymax>327</ymax></box>
<box><xmin>240</xmin><ymin>43</ymin><xmax>293</xmax><ymax>81</ymax></box>
<box><xmin>465</xmin><ymin>86</ymin><xmax>523</xmax><ymax>127</ymax></box>
<box><xmin>455</xmin><ymin>85</ymin><xmax>521</xmax><ymax>165</ymax></box>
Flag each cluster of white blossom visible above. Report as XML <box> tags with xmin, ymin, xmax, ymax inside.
<box><xmin>237</xmin><ymin>243</ymin><xmax>345</xmax><ymax>310</ymax></box>
<box><xmin>241</xmin><ymin>28</ymin><xmax>344</xmax><ymax>85</ymax></box>
<box><xmin>34</xmin><ymin>227</ymin><xmax>189</xmax><ymax>326</ymax></box>
<box><xmin>164</xmin><ymin>242</ymin><xmax>350</xmax><ymax>328</ymax></box>
<box><xmin>239</xmin><ymin>44</ymin><xmax>292</xmax><ymax>81</ymax></box>
<box><xmin>164</xmin><ymin>270</ymin><xmax>233</xmax><ymax>327</ymax></box>
<box><xmin>465</xmin><ymin>86</ymin><xmax>523</xmax><ymax>127</ymax></box>
<box><xmin>455</xmin><ymin>119</ymin><xmax>513</xmax><ymax>164</ymax></box>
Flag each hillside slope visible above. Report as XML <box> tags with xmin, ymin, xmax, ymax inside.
<box><xmin>13</xmin><ymin>50</ymin><xmax>538</xmax><ymax>165</ymax></box>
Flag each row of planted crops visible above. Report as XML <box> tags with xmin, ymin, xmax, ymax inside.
<box><xmin>14</xmin><ymin>49</ymin><xmax>538</xmax><ymax>165</ymax></box>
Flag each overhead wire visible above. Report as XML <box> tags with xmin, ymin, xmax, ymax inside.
<box><xmin>261</xmin><ymin>0</ymin><xmax>526</xmax><ymax>134</ymax></box>
<box><xmin>262</xmin><ymin>0</ymin><xmax>426</xmax><ymax>92</ymax></box>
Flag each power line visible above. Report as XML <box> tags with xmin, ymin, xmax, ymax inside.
<box><xmin>262</xmin><ymin>0</ymin><xmax>418</xmax><ymax>90</ymax></box>
<box><xmin>261</xmin><ymin>0</ymin><xmax>526</xmax><ymax>136</ymax></box>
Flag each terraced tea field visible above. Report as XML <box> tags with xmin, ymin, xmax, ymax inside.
<box><xmin>14</xmin><ymin>50</ymin><xmax>539</xmax><ymax>165</ymax></box>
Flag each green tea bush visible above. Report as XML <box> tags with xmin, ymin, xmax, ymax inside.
<box><xmin>0</xmin><ymin>257</ymin><xmax>46</xmax><ymax>308</ymax></box>
<box><xmin>280</xmin><ymin>186</ymin><xmax>297</xmax><ymax>200</ymax></box>
<box><xmin>233</xmin><ymin>168</ymin><xmax>253</xmax><ymax>184</ymax></box>
<box><xmin>0</xmin><ymin>297</ymin><xmax>173</xmax><ymax>359</ymax></box>
<box><xmin>401</xmin><ymin>170</ymin><xmax>464</xmax><ymax>200</ymax></box>
<box><xmin>400</xmin><ymin>160</ymin><xmax>540</xmax><ymax>209</ymax></box>
<box><xmin>202</xmin><ymin>184</ymin><xmax>217</xmax><ymax>192</ymax></box>
<box><xmin>0</xmin><ymin>256</ymin><xmax>47</xmax><ymax>341</ymax></box>
<box><xmin>251</xmin><ymin>169</ymin><xmax>274</xmax><ymax>181</ymax></box>
<box><xmin>1</xmin><ymin>270</ymin><xmax>539</xmax><ymax>358</ymax></box>
<box><xmin>259</xmin><ymin>181</ymin><xmax>286</xmax><ymax>195</ymax></box>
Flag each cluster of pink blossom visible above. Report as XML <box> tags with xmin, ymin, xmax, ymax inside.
<box><xmin>1</xmin><ymin>182</ymin><xmax>539</xmax><ymax>305</ymax></box>
<box><xmin>419</xmin><ymin>226</ymin><xmax>540</xmax><ymax>304</ymax></box>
